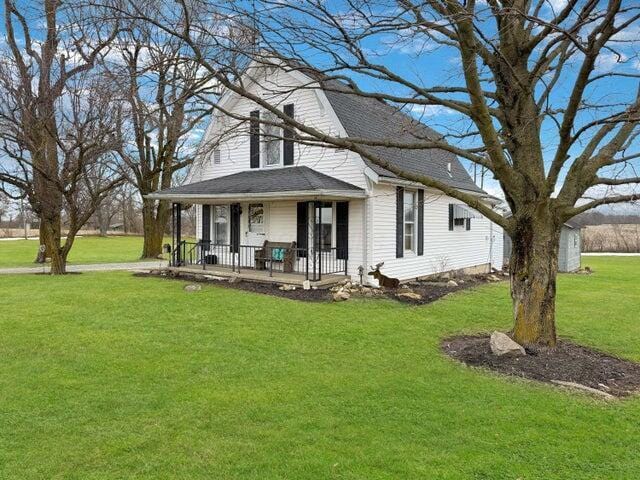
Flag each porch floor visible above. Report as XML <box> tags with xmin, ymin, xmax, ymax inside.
<box><xmin>167</xmin><ymin>265</ymin><xmax>348</xmax><ymax>287</ymax></box>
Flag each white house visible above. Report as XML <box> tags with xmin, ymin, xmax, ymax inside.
<box><xmin>149</xmin><ymin>62</ymin><xmax>503</xmax><ymax>286</ymax></box>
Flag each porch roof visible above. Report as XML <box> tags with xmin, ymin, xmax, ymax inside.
<box><xmin>148</xmin><ymin>166</ymin><xmax>365</xmax><ymax>202</ymax></box>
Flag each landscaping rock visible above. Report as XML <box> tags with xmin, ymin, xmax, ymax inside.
<box><xmin>302</xmin><ymin>280</ymin><xmax>311</xmax><ymax>290</ymax></box>
<box><xmin>488</xmin><ymin>274</ymin><xmax>502</xmax><ymax>282</ymax></box>
<box><xmin>397</xmin><ymin>291</ymin><xmax>422</xmax><ymax>301</ymax></box>
<box><xmin>279</xmin><ymin>284</ymin><xmax>297</xmax><ymax>291</ymax></box>
<box><xmin>447</xmin><ymin>280</ymin><xmax>459</xmax><ymax>287</ymax></box>
<box><xmin>228</xmin><ymin>276</ymin><xmax>239</xmax><ymax>283</ymax></box>
<box><xmin>184</xmin><ymin>284</ymin><xmax>201</xmax><ymax>292</ymax></box>
<box><xmin>550</xmin><ymin>380</ymin><xmax>615</xmax><ymax>400</ymax></box>
<box><xmin>490</xmin><ymin>331</ymin><xmax>526</xmax><ymax>356</ymax></box>
<box><xmin>332</xmin><ymin>290</ymin><xmax>350</xmax><ymax>302</ymax></box>
<box><xmin>204</xmin><ymin>275</ymin><xmax>227</xmax><ymax>281</ymax></box>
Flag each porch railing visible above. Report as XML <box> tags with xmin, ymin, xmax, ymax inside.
<box><xmin>171</xmin><ymin>241</ymin><xmax>347</xmax><ymax>281</ymax></box>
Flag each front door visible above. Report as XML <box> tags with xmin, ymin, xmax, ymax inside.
<box><xmin>245</xmin><ymin>203</ymin><xmax>266</xmax><ymax>247</ymax></box>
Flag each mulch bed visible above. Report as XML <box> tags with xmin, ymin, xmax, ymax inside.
<box><xmin>442</xmin><ymin>335</ymin><xmax>640</xmax><ymax>398</ymax></box>
<box><xmin>134</xmin><ymin>271</ymin><xmax>331</xmax><ymax>301</ymax></box>
<box><xmin>134</xmin><ymin>270</ymin><xmax>506</xmax><ymax>304</ymax></box>
<box><xmin>394</xmin><ymin>274</ymin><xmax>501</xmax><ymax>305</ymax></box>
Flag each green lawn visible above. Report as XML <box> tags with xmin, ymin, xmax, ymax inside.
<box><xmin>1</xmin><ymin>257</ymin><xmax>639</xmax><ymax>479</ymax></box>
<box><xmin>0</xmin><ymin>236</ymin><xmax>167</xmax><ymax>268</ymax></box>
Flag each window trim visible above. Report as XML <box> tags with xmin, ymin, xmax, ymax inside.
<box><xmin>403</xmin><ymin>190</ymin><xmax>417</xmax><ymax>253</ymax></box>
<box><xmin>248</xmin><ymin>203</ymin><xmax>266</xmax><ymax>234</ymax></box>
<box><xmin>212</xmin><ymin>204</ymin><xmax>229</xmax><ymax>245</ymax></box>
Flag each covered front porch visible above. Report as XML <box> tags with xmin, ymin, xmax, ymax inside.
<box><xmin>149</xmin><ymin>166</ymin><xmax>365</xmax><ymax>283</ymax></box>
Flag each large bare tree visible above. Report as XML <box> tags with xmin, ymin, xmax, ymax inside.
<box><xmin>0</xmin><ymin>0</ymin><xmax>122</xmax><ymax>273</ymax></box>
<box><xmin>123</xmin><ymin>0</ymin><xmax>639</xmax><ymax>347</ymax></box>
<box><xmin>103</xmin><ymin>18</ymin><xmax>216</xmax><ymax>258</ymax></box>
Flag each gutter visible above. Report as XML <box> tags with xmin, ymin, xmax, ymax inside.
<box><xmin>145</xmin><ymin>189</ymin><xmax>367</xmax><ymax>203</ymax></box>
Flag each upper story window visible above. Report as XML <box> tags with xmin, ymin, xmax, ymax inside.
<box><xmin>262</xmin><ymin>111</ymin><xmax>281</xmax><ymax>167</ymax></box>
<box><xmin>404</xmin><ymin>191</ymin><xmax>417</xmax><ymax>252</ymax></box>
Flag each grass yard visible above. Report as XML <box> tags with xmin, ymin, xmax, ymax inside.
<box><xmin>1</xmin><ymin>256</ymin><xmax>639</xmax><ymax>479</ymax></box>
<box><xmin>0</xmin><ymin>235</ymin><xmax>166</xmax><ymax>268</ymax></box>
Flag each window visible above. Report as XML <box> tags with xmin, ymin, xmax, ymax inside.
<box><xmin>262</xmin><ymin>111</ymin><xmax>281</xmax><ymax>166</ymax></box>
<box><xmin>213</xmin><ymin>149</ymin><xmax>221</xmax><ymax>164</ymax></box>
<box><xmin>404</xmin><ymin>191</ymin><xmax>416</xmax><ymax>252</ymax></box>
<box><xmin>454</xmin><ymin>218</ymin><xmax>465</xmax><ymax>227</ymax></box>
<box><xmin>314</xmin><ymin>202</ymin><xmax>333</xmax><ymax>251</ymax></box>
<box><xmin>213</xmin><ymin>205</ymin><xmax>228</xmax><ymax>245</ymax></box>
<box><xmin>248</xmin><ymin>204</ymin><xmax>265</xmax><ymax>233</ymax></box>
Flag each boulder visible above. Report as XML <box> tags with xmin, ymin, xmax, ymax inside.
<box><xmin>184</xmin><ymin>284</ymin><xmax>201</xmax><ymax>292</ymax></box>
<box><xmin>447</xmin><ymin>280</ymin><xmax>459</xmax><ymax>287</ymax></box>
<box><xmin>333</xmin><ymin>290</ymin><xmax>350</xmax><ymax>302</ymax></box>
<box><xmin>397</xmin><ymin>291</ymin><xmax>422</xmax><ymax>301</ymax></box>
<box><xmin>204</xmin><ymin>275</ymin><xmax>227</xmax><ymax>281</ymax></box>
<box><xmin>490</xmin><ymin>331</ymin><xmax>525</xmax><ymax>356</ymax></box>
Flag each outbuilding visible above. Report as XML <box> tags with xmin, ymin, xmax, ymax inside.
<box><xmin>503</xmin><ymin>220</ymin><xmax>582</xmax><ymax>272</ymax></box>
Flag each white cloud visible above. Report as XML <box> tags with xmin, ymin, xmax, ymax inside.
<box><xmin>595</xmin><ymin>52</ymin><xmax>629</xmax><ymax>72</ymax></box>
<box><xmin>409</xmin><ymin>104</ymin><xmax>457</xmax><ymax>117</ymax></box>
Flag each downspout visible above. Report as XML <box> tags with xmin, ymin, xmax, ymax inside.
<box><xmin>362</xmin><ymin>178</ymin><xmax>373</xmax><ymax>285</ymax></box>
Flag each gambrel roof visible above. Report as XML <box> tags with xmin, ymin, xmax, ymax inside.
<box><xmin>291</xmin><ymin>63</ymin><xmax>485</xmax><ymax>194</ymax></box>
<box><xmin>321</xmin><ymin>84</ymin><xmax>484</xmax><ymax>193</ymax></box>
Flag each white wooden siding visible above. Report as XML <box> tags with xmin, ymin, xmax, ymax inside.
<box><xmin>369</xmin><ymin>183</ymin><xmax>503</xmax><ymax>281</ymax></box>
<box><xmin>191</xmin><ymin>68</ymin><xmax>369</xmax><ymax>189</ymax></box>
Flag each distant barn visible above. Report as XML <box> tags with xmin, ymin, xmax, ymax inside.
<box><xmin>503</xmin><ymin>220</ymin><xmax>582</xmax><ymax>272</ymax></box>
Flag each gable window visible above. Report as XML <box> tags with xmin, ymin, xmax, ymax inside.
<box><xmin>262</xmin><ymin>111</ymin><xmax>281</xmax><ymax>167</ymax></box>
<box><xmin>248</xmin><ymin>203</ymin><xmax>265</xmax><ymax>233</ymax></box>
<box><xmin>404</xmin><ymin>191</ymin><xmax>417</xmax><ymax>252</ymax></box>
<box><xmin>213</xmin><ymin>205</ymin><xmax>228</xmax><ymax>245</ymax></box>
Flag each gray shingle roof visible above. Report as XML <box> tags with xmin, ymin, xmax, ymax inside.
<box><xmin>321</xmin><ymin>84</ymin><xmax>484</xmax><ymax>193</ymax></box>
<box><xmin>150</xmin><ymin>166</ymin><xmax>364</xmax><ymax>197</ymax></box>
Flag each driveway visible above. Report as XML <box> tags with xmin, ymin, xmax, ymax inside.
<box><xmin>0</xmin><ymin>261</ymin><xmax>168</xmax><ymax>275</ymax></box>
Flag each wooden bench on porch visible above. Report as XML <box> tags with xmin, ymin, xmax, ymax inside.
<box><xmin>254</xmin><ymin>240</ymin><xmax>298</xmax><ymax>273</ymax></box>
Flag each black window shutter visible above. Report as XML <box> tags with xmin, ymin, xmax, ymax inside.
<box><xmin>336</xmin><ymin>201</ymin><xmax>349</xmax><ymax>260</ymax></box>
<box><xmin>201</xmin><ymin>205</ymin><xmax>211</xmax><ymax>243</ymax></box>
<box><xmin>466</xmin><ymin>218</ymin><xmax>471</xmax><ymax>230</ymax></box>
<box><xmin>283</xmin><ymin>104</ymin><xmax>294</xmax><ymax>166</ymax></box>
<box><xmin>230</xmin><ymin>203</ymin><xmax>241</xmax><ymax>253</ymax></box>
<box><xmin>448</xmin><ymin>204</ymin><xmax>454</xmax><ymax>231</ymax></box>
<box><xmin>250</xmin><ymin>110</ymin><xmax>260</xmax><ymax>168</ymax></box>
<box><xmin>296</xmin><ymin>202</ymin><xmax>308</xmax><ymax>257</ymax></box>
<box><xmin>396</xmin><ymin>186</ymin><xmax>404</xmax><ymax>258</ymax></box>
<box><xmin>417</xmin><ymin>190</ymin><xmax>424</xmax><ymax>256</ymax></box>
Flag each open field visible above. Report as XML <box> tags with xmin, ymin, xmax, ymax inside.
<box><xmin>583</xmin><ymin>224</ymin><xmax>640</xmax><ymax>253</ymax></box>
<box><xmin>0</xmin><ymin>236</ymin><xmax>167</xmax><ymax>268</ymax></box>
<box><xmin>1</xmin><ymin>257</ymin><xmax>639</xmax><ymax>479</ymax></box>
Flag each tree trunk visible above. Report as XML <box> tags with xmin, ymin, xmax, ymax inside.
<box><xmin>34</xmin><ymin>223</ymin><xmax>48</xmax><ymax>263</ymax></box>
<box><xmin>141</xmin><ymin>198</ymin><xmax>170</xmax><ymax>258</ymax></box>
<box><xmin>509</xmin><ymin>219</ymin><xmax>561</xmax><ymax>348</ymax></box>
<box><xmin>40</xmin><ymin>216</ymin><xmax>66</xmax><ymax>274</ymax></box>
